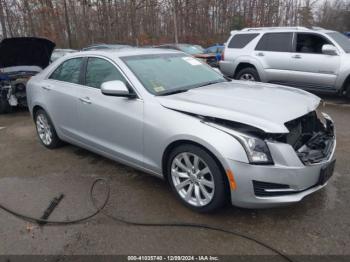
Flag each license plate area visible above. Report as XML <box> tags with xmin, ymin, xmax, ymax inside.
<box><xmin>318</xmin><ymin>160</ymin><xmax>336</xmax><ymax>185</ymax></box>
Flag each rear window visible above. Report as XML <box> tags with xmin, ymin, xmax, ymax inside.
<box><xmin>255</xmin><ymin>33</ymin><xmax>293</xmax><ymax>52</ymax></box>
<box><xmin>228</xmin><ymin>34</ymin><xmax>259</xmax><ymax>49</ymax></box>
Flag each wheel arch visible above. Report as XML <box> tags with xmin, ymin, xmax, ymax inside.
<box><xmin>161</xmin><ymin>139</ymin><xmax>231</xmax><ymax>197</ymax></box>
<box><xmin>233</xmin><ymin>58</ymin><xmax>265</xmax><ymax>81</ymax></box>
<box><xmin>32</xmin><ymin>105</ymin><xmax>45</xmax><ymax>120</ymax></box>
<box><xmin>32</xmin><ymin>104</ymin><xmax>60</xmax><ymax>138</ymax></box>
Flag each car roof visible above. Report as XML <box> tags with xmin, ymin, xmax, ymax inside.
<box><xmin>73</xmin><ymin>47</ymin><xmax>181</xmax><ymax>59</ymax></box>
<box><xmin>54</xmin><ymin>48</ymin><xmax>76</xmax><ymax>52</ymax></box>
<box><xmin>231</xmin><ymin>27</ymin><xmax>336</xmax><ymax>34</ymax></box>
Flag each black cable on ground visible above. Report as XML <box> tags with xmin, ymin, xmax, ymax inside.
<box><xmin>0</xmin><ymin>178</ymin><xmax>293</xmax><ymax>262</ymax></box>
<box><xmin>0</xmin><ymin>178</ymin><xmax>110</xmax><ymax>225</ymax></box>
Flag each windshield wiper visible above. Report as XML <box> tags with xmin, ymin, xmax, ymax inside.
<box><xmin>195</xmin><ymin>79</ymin><xmax>226</xmax><ymax>88</ymax></box>
<box><xmin>157</xmin><ymin>79</ymin><xmax>228</xmax><ymax>96</ymax></box>
<box><xmin>157</xmin><ymin>88</ymin><xmax>190</xmax><ymax>96</ymax></box>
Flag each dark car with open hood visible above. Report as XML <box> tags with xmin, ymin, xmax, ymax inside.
<box><xmin>0</xmin><ymin>37</ymin><xmax>55</xmax><ymax>113</ymax></box>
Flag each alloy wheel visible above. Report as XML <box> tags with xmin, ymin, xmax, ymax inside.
<box><xmin>36</xmin><ymin>114</ymin><xmax>53</xmax><ymax>146</ymax></box>
<box><xmin>171</xmin><ymin>152</ymin><xmax>215</xmax><ymax>207</ymax></box>
<box><xmin>239</xmin><ymin>73</ymin><xmax>256</xmax><ymax>81</ymax></box>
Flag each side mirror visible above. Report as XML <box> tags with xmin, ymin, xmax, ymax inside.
<box><xmin>322</xmin><ymin>44</ymin><xmax>338</xmax><ymax>56</ymax></box>
<box><xmin>101</xmin><ymin>80</ymin><xmax>136</xmax><ymax>98</ymax></box>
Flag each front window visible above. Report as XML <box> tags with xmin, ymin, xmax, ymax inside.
<box><xmin>85</xmin><ymin>57</ymin><xmax>126</xmax><ymax>89</ymax></box>
<box><xmin>121</xmin><ymin>54</ymin><xmax>226</xmax><ymax>95</ymax></box>
<box><xmin>327</xmin><ymin>32</ymin><xmax>350</xmax><ymax>53</ymax></box>
<box><xmin>296</xmin><ymin>33</ymin><xmax>332</xmax><ymax>54</ymax></box>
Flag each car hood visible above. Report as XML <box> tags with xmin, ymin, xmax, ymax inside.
<box><xmin>0</xmin><ymin>37</ymin><xmax>55</xmax><ymax>69</ymax></box>
<box><xmin>156</xmin><ymin>81</ymin><xmax>321</xmax><ymax>133</ymax></box>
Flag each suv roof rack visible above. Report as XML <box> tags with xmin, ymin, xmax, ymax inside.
<box><xmin>240</xmin><ymin>26</ymin><xmax>309</xmax><ymax>32</ymax></box>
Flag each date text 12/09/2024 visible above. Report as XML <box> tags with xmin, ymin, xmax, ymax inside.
<box><xmin>127</xmin><ymin>255</ymin><xmax>219</xmax><ymax>261</ymax></box>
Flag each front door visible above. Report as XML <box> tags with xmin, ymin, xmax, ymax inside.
<box><xmin>287</xmin><ymin>33</ymin><xmax>340</xmax><ymax>91</ymax></box>
<box><xmin>77</xmin><ymin>57</ymin><xmax>144</xmax><ymax>166</ymax></box>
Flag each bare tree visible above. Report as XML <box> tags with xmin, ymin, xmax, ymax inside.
<box><xmin>0</xmin><ymin>0</ymin><xmax>348</xmax><ymax>47</ymax></box>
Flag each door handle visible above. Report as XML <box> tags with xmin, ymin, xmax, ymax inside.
<box><xmin>79</xmin><ymin>97</ymin><xmax>92</xmax><ymax>104</ymax></box>
<box><xmin>292</xmin><ymin>55</ymin><xmax>302</xmax><ymax>59</ymax></box>
<box><xmin>256</xmin><ymin>52</ymin><xmax>265</xmax><ymax>57</ymax></box>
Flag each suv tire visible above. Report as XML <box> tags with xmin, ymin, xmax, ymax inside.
<box><xmin>236</xmin><ymin>67</ymin><xmax>260</xmax><ymax>82</ymax></box>
<box><xmin>167</xmin><ymin>144</ymin><xmax>228</xmax><ymax>213</ymax></box>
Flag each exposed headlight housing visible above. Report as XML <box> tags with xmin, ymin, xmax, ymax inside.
<box><xmin>316</xmin><ymin>101</ymin><xmax>327</xmax><ymax>128</ymax></box>
<box><xmin>204</xmin><ymin>121</ymin><xmax>274</xmax><ymax>165</ymax></box>
<box><xmin>232</xmin><ymin>131</ymin><xmax>274</xmax><ymax>165</ymax></box>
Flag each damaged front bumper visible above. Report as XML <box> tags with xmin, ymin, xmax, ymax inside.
<box><xmin>227</xmin><ymin>111</ymin><xmax>336</xmax><ymax>208</ymax></box>
<box><xmin>0</xmin><ymin>70</ymin><xmax>37</xmax><ymax>109</ymax></box>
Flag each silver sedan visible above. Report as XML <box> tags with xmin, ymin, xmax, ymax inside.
<box><xmin>27</xmin><ymin>48</ymin><xmax>336</xmax><ymax>212</ymax></box>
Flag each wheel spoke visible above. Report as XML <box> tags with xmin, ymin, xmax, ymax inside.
<box><xmin>171</xmin><ymin>168</ymin><xmax>189</xmax><ymax>178</ymax></box>
<box><xmin>193</xmin><ymin>155</ymin><xmax>199</xmax><ymax>170</ymax></box>
<box><xmin>184</xmin><ymin>183</ymin><xmax>194</xmax><ymax>201</ymax></box>
<box><xmin>198</xmin><ymin>167</ymin><xmax>209</xmax><ymax>176</ymax></box>
<box><xmin>194</xmin><ymin>185</ymin><xmax>201</xmax><ymax>205</ymax></box>
<box><xmin>200</xmin><ymin>178</ymin><xmax>214</xmax><ymax>188</ymax></box>
<box><xmin>175</xmin><ymin>179</ymin><xmax>191</xmax><ymax>190</ymax></box>
<box><xmin>174</xmin><ymin>158</ymin><xmax>190</xmax><ymax>173</ymax></box>
<box><xmin>182</xmin><ymin>153</ymin><xmax>193</xmax><ymax>169</ymax></box>
<box><xmin>199</xmin><ymin>183</ymin><xmax>211</xmax><ymax>201</ymax></box>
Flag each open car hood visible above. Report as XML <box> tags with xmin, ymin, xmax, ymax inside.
<box><xmin>0</xmin><ymin>37</ymin><xmax>55</xmax><ymax>69</ymax></box>
<box><xmin>156</xmin><ymin>81</ymin><xmax>321</xmax><ymax>133</ymax></box>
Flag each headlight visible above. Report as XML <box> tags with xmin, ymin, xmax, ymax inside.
<box><xmin>233</xmin><ymin>131</ymin><xmax>273</xmax><ymax>165</ymax></box>
<box><xmin>204</xmin><ymin>121</ymin><xmax>273</xmax><ymax>165</ymax></box>
<box><xmin>316</xmin><ymin>101</ymin><xmax>327</xmax><ymax>128</ymax></box>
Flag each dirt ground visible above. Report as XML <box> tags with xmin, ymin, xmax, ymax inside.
<box><xmin>0</xmin><ymin>96</ymin><xmax>349</xmax><ymax>259</ymax></box>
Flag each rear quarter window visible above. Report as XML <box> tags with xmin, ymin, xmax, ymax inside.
<box><xmin>228</xmin><ymin>33</ymin><xmax>259</xmax><ymax>49</ymax></box>
<box><xmin>49</xmin><ymin>58</ymin><xmax>83</xmax><ymax>84</ymax></box>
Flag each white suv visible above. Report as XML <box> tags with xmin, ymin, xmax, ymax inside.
<box><xmin>220</xmin><ymin>27</ymin><xmax>350</xmax><ymax>97</ymax></box>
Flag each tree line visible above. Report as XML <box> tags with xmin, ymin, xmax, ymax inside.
<box><xmin>0</xmin><ymin>0</ymin><xmax>349</xmax><ymax>49</ymax></box>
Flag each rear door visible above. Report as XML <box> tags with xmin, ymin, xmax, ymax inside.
<box><xmin>254</xmin><ymin>32</ymin><xmax>295</xmax><ymax>82</ymax></box>
<box><xmin>77</xmin><ymin>57</ymin><xmax>144</xmax><ymax>166</ymax></box>
<box><xmin>44</xmin><ymin>57</ymin><xmax>84</xmax><ymax>139</ymax></box>
<box><xmin>288</xmin><ymin>32</ymin><xmax>340</xmax><ymax>91</ymax></box>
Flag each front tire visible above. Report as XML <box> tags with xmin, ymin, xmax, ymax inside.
<box><xmin>35</xmin><ymin>109</ymin><xmax>62</xmax><ymax>149</ymax></box>
<box><xmin>167</xmin><ymin>144</ymin><xmax>228</xmax><ymax>213</ymax></box>
<box><xmin>236</xmin><ymin>67</ymin><xmax>260</xmax><ymax>82</ymax></box>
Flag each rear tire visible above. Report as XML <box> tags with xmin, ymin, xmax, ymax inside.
<box><xmin>236</xmin><ymin>67</ymin><xmax>260</xmax><ymax>82</ymax></box>
<box><xmin>34</xmin><ymin>109</ymin><xmax>63</xmax><ymax>149</ymax></box>
<box><xmin>167</xmin><ymin>144</ymin><xmax>228</xmax><ymax>213</ymax></box>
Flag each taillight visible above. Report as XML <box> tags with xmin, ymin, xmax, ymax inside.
<box><xmin>221</xmin><ymin>48</ymin><xmax>225</xmax><ymax>60</ymax></box>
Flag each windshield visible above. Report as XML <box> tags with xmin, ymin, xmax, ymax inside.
<box><xmin>122</xmin><ymin>53</ymin><xmax>226</xmax><ymax>95</ymax></box>
<box><xmin>177</xmin><ymin>45</ymin><xmax>204</xmax><ymax>55</ymax></box>
<box><xmin>327</xmin><ymin>32</ymin><xmax>350</xmax><ymax>53</ymax></box>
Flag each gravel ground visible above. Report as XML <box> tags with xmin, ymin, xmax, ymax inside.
<box><xmin>0</xmin><ymin>96</ymin><xmax>349</xmax><ymax>259</ymax></box>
